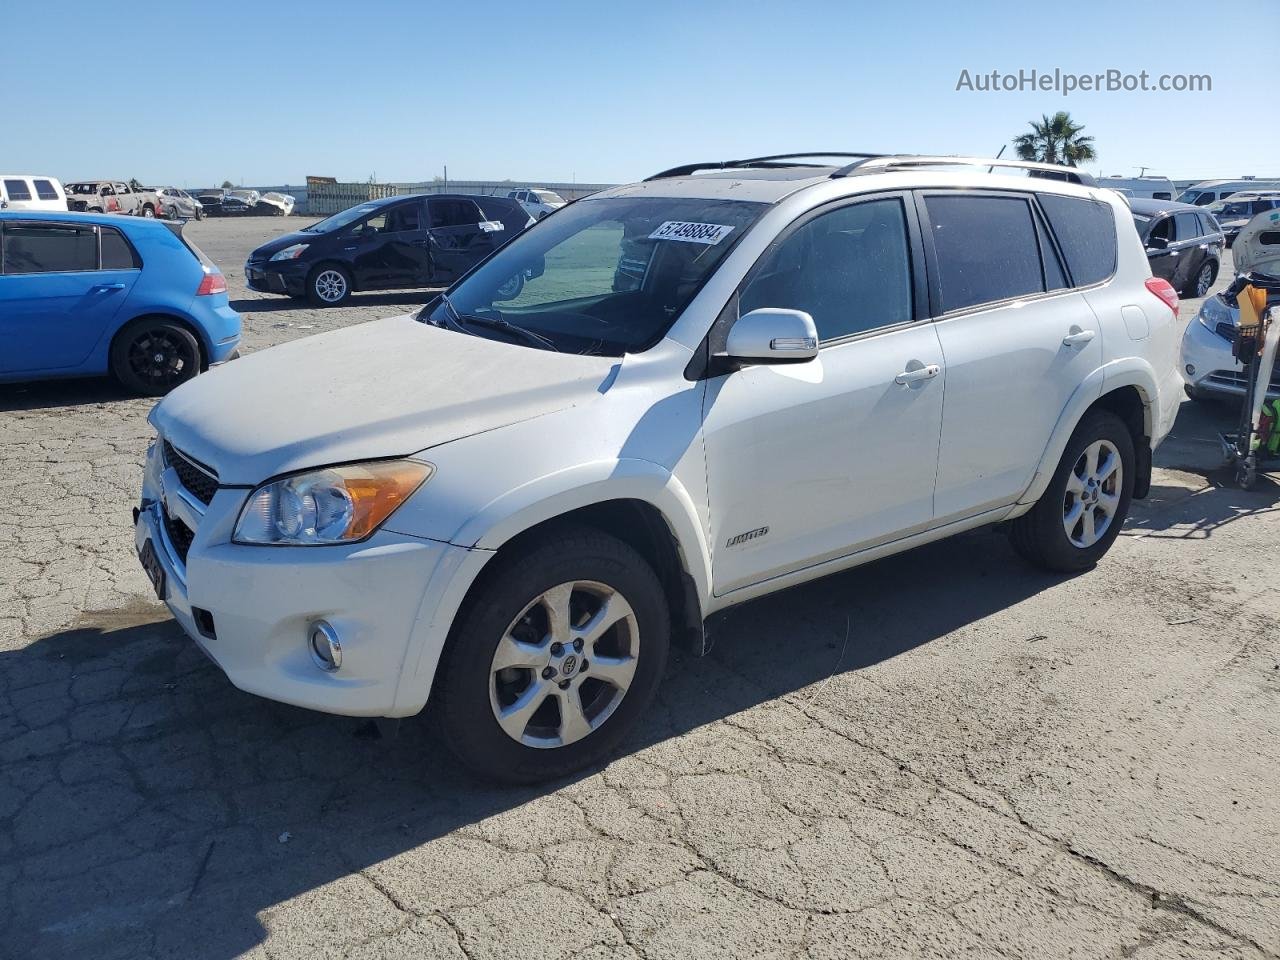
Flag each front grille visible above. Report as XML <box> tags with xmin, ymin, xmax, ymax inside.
<box><xmin>1215</xmin><ymin>322</ymin><xmax>1238</xmax><ymax>342</ymax></box>
<box><xmin>163</xmin><ymin>441</ymin><xmax>218</xmax><ymax>505</ymax></box>
<box><xmin>162</xmin><ymin>508</ymin><xmax>195</xmax><ymax>565</ymax></box>
<box><xmin>1206</xmin><ymin>368</ymin><xmax>1280</xmax><ymax>391</ymax></box>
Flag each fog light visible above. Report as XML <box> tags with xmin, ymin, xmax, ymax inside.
<box><xmin>1185</xmin><ymin>363</ymin><xmax>1196</xmax><ymax>376</ymax></box>
<box><xmin>309</xmin><ymin>620</ymin><xmax>342</xmax><ymax>672</ymax></box>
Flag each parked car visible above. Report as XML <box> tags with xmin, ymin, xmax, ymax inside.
<box><xmin>254</xmin><ymin>192</ymin><xmax>295</xmax><ymax>216</ymax></box>
<box><xmin>0</xmin><ymin>212</ymin><xmax>240</xmax><ymax>394</ymax></box>
<box><xmin>244</xmin><ymin>193</ymin><xmax>532</xmax><ymax>305</ymax></box>
<box><xmin>507</xmin><ymin>187</ymin><xmax>567</xmax><ymax>219</ymax></box>
<box><xmin>1129</xmin><ymin>198</ymin><xmax>1224</xmax><ymax>298</ymax></box>
<box><xmin>65</xmin><ymin>181</ymin><xmax>160</xmax><ymax>217</ymax></box>
<box><xmin>220</xmin><ymin>190</ymin><xmax>260</xmax><ymax>214</ymax></box>
<box><xmin>1209</xmin><ymin>192</ymin><xmax>1280</xmax><ymax>246</ymax></box>
<box><xmin>1181</xmin><ymin>207</ymin><xmax>1280</xmax><ymax>401</ymax></box>
<box><xmin>1177</xmin><ymin>179</ymin><xmax>1280</xmax><ymax>207</ymax></box>
<box><xmin>154</xmin><ymin>186</ymin><xmax>205</xmax><ymax>221</ymax></box>
<box><xmin>196</xmin><ymin>191</ymin><xmax>225</xmax><ymax>216</ymax></box>
<box><xmin>136</xmin><ymin>153</ymin><xmax>1181</xmax><ymax>781</ymax></box>
<box><xmin>1096</xmin><ymin>176</ymin><xmax>1176</xmax><ymax>200</ymax></box>
<box><xmin>1</xmin><ymin>175</ymin><xmax>68</xmax><ymax>212</ymax></box>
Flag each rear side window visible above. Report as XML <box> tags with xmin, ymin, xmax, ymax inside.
<box><xmin>1175</xmin><ymin>212</ymin><xmax>1200</xmax><ymax>240</ymax></box>
<box><xmin>925</xmin><ymin>194</ymin><xmax>1044</xmax><ymax>311</ymax></box>
<box><xmin>100</xmin><ymin>227</ymin><xmax>141</xmax><ymax>269</ymax></box>
<box><xmin>4</xmin><ymin>179</ymin><xmax>33</xmax><ymax>201</ymax></box>
<box><xmin>1038</xmin><ymin>194</ymin><xmax>1117</xmax><ymax>287</ymax></box>
<box><xmin>33</xmin><ymin>179</ymin><xmax>59</xmax><ymax>201</ymax></box>
<box><xmin>2</xmin><ymin>223</ymin><xmax>97</xmax><ymax>274</ymax></box>
<box><xmin>430</xmin><ymin>198</ymin><xmax>483</xmax><ymax>228</ymax></box>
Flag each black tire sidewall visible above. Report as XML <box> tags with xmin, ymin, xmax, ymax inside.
<box><xmin>110</xmin><ymin>319</ymin><xmax>202</xmax><ymax>396</ymax></box>
<box><xmin>307</xmin><ymin>264</ymin><xmax>351</xmax><ymax>306</ymax></box>
<box><xmin>436</xmin><ymin>531</ymin><xmax>670</xmax><ymax>783</ymax></box>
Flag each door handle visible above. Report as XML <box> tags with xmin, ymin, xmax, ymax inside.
<box><xmin>894</xmin><ymin>363</ymin><xmax>941</xmax><ymax>385</ymax></box>
<box><xmin>92</xmin><ymin>282</ymin><xmax>126</xmax><ymax>291</ymax></box>
<box><xmin>1062</xmin><ymin>328</ymin><xmax>1096</xmax><ymax>347</ymax></box>
<box><xmin>342</xmin><ymin>245</ymin><xmax>357</xmax><ymax>251</ymax></box>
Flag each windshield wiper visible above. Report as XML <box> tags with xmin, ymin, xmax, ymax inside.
<box><xmin>437</xmin><ymin>293</ymin><xmax>559</xmax><ymax>352</ymax></box>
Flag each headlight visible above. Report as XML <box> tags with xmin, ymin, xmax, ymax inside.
<box><xmin>269</xmin><ymin>243</ymin><xmax>309</xmax><ymax>261</ymax></box>
<box><xmin>233</xmin><ymin>460</ymin><xmax>432</xmax><ymax>545</ymax></box>
<box><xmin>1196</xmin><ymin>295</ymin><xmax>1233</xmax><ymax>337</ymax></box>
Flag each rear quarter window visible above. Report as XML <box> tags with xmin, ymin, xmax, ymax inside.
<box><xmin>1038</xmin><ymin>194</ymin><xmax>1117</xmax><ymax>287</ymax></box>
<box><xmin>100</xmin><ymin>227</ymin><xmax>141</xmax><ymax>269</ymax></box>
<box><xmin>33</xmin><ymin>179</ymin><xmax>60</xmax><ymax>201</ymax></box>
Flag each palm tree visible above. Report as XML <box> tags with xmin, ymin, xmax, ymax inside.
<box><xmin>1013</xmin><ymin>112</ymin><xmax>1097</xmax><ymax>167</ymax></box>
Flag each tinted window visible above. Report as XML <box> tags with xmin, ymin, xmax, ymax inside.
<box><xmin>4</xmin><ymin>179</ymin><xmax>33</xmax><ymax>201</ymax></box>
<box><xmin>1192</xmin><ymin>194</ymin><xmax>1213</xmax><ymax>206</ymax></box>
<box><xmin>100</xmin><ymin>227</ymin><xmax>140</xmax><ymax>269</ymax></box>
<box><xmin>1035</xmin><ymin>216</ymin><xmax>1069</xmax><ymax>291</ymax></box>
<box><xmin>33</xmin><ymin>179</ymin><xmax>59</xmax><ymax>201</ymax></box>
<box><xmin>387</xmin><ymin>202</ymin><xmax>423</xmax><ymax>232</ymax></box>
<box><xmin>1148</xmin><ymin>217</ymin><xmax>1173</xmax><ymax>245</ymax></box>
<box><xmin>431</xmin><ymin>198</ymin><xmax>482</xmax><ymax>228</ymax></box>
<box><xmin>741</xmin><ymin>198</ymin><xmax>913</xmax><ymax>341</ymax></box>
<box><xmin>1175</xmin><ymin>212</ymin><xmax>1200</xmax><ymax>240</ymax></box>
<box><xmin>1197</xmin><ymin>213</ymin><xmax>1220</xmax><ymax>235</ymax></box>
<box><xmin>2</xmin><ymin>223</ymin><xmax>97</xmax><ymax>274</ymax></box>
<box><xmin>1153</xmin><ymin>192</ymin><xmax>1172</xmax><ymax>200</ymax></box>
<box><xmin>926</xmin><ymin>194</ymin><xmax>1044</xmax><ymax>311</ymax></box>
<box><xmin>1038</xmin><ymin>194</ymin><xmax>1116</xmax><ymax>287</ymax></box>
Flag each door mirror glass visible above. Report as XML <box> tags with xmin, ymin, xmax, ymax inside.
<box><xmin>724</xmin><ymin>308</ymin><xmax>819</xmax><ymax>366</ymax></box>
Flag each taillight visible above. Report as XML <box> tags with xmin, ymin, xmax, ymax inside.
<box><xmin>196</xmin><ymin>270</ymin><xmax>227</xmax><ymax>296</ymax></box>
<box><xmin>1145</xmin><ymin>277</ymin><xmax>1179</xmax><ymax>315</ymax></box>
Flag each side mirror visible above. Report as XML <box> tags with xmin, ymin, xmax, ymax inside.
<box><xmin>723</xmin><ymin>308</ymin><xmax>819</xmax><ymax>366</ymax></box>
<box><xmin>1147</xmin><ymin>236</ymin><xmax>1169</xmax><ymax>251</ymax></box>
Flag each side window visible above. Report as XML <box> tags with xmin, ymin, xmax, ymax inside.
<box><xmin>1153</xmin><ymin>192</ymin><xmax>1172</xmax><ymax>200</ymax></box>
<box><xmin>33</xmin><ymin>179</ymin><xmax>59</xmax><ymax>201</ymax></box>
<box><xmin>740</xmin><ymin>197</ymin><xmax>913</xmax><ymax>341</ymax></box>
<box><xmin>1034</xmin><ymin>216</ymin><xmax>1069</xmax><ymax>291</ymax></box>
<box><xmin>925</xmin><ymin>194</ymin><xmax>1045</xmax><ymax>311</ymax></box>
<box><xmin>430</xmin><ymin>199</ymin><xmax>483</xmax><ymax>228</ymax></box>
<box><xmin>1197</xmin><ymin>213</ymin><xmax>1219</xmax><ymax>235</ymax></box>
<box><xmin>1193</xmin><ymin>194</ymin><xmax>1213</xmax><ymax>206</ymax></box>
<box><xmin>1148</xmin><ymin>216</ymin><xmax>1173</xmax><ymax>245</ymax></box>
<box><xmin>1038</xmin><ymin>194</ymin><xmax>1117</xmax><ymax>286</ymax></box>
<box><xmin>386</xmin><ymin>202</ymin><xmax>423</xmax><ymax>232</ymax></box>
<box><xmin>2</xmin><ymin>223</ymin><xmax>98</xmax><ymax>274</ymax></box>
<box><xmin>1174</xmin><ymin>212</ymin><xmax>1200</xmax><ymax>241</ymax></box>
<box><xmin>4</xmin><ymin>179</ymin><xmax>33</xmax><ymax>201</ymax></box>
<box><xmin>100</xmin><ymin>227</ymin><xmax>140</xmax><ymax>269</ymax></box>
<box><xmin>353</xmin><ymin>212</ymin><xmax>388</xmax><ymax>235</ymax></box>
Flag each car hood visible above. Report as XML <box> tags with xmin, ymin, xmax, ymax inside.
<box><xmin>151</xmin><ymin>314</ymin><xmax>617</xmax><ymax>486</ymax></box>
<box><xmin>1233</xmin><ymin>209</ymin><xmax>1280</xmax><ymax>277</ymax></box>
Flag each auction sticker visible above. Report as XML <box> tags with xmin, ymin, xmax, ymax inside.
<box><xmin>649</xmin><ymin>221</ymin><xmax>735</xmax><ymax>245</ymax></box>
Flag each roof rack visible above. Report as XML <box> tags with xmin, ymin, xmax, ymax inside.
<box><xmin>831</xmin><ymin>155</ymin><xmax>1096</xmax><ymax>186</ymax></box>
<box><xmin>645</xmin><ymin>153</ymin><xmax>888</xmax><ymax>181</ymax></box>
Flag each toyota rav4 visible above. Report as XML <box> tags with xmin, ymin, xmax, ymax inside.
<box><xmin>135</xmin><ymin>153</ymin><xmax>1182</xmax><ymax>782</ymax></box>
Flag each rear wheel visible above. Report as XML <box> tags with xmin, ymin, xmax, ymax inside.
<box><xmin>306</xmin><ymin>265</ymin><xmax>351</xmax><ymax>306</ymax></box>
<box><xmin>142</xmin><ymin>204</ymin><xmax>156</xmax><ymax>219</ymax></box>
<box><xmin>1009</xmin><ymin>411</ymin><xmax>1135</xmax><ymax>572</ymax></box>
<box><xmin>435</xmin><ymin>527</ymin><xmax>669</xmax><ymax>783</ymax></box>
<box><xmin>110</xmin><ymin>318</ymin><xmax>203</xmax><ymax>395</ymax></box>
<box><xmin>1186</xmin><ymin>260</ymin><xmax>1216</xmax><ymax>298</ymax></box>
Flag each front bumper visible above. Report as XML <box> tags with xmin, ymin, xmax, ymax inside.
<box><xmin>244</xmin><ymin>259</ymin><xmax>307</xmax><ymax>296</ymax></box>
<box><xmin>134</xmin><ymin>444</ymin><xmax>484</xmax><ymax>717</ymax></box>
<box><xmin>1181</xmin><ymin>315</ymin><xmax>1280</xmax><ymax>400</ymax></box>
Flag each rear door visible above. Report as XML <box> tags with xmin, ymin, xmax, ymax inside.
<box><xmin>922</xmin><ymin>190</ymin><xmax>1104</xmax><ymax>522</ymax></box>
<box><xmin>0</xmin><ymin>221</ymin><xmax>140</xmax><ymax>373</ymax></box>
<box><xmin>1144</xmin><ymin>214</ymin><xmax>1178</xmax><ymax>283</ymax></box>
<box><xmin>426</xmin><ymin>197</ymin><xmax>497</xmax><ymax>282</ymax></box>
<box><xmin>1171</xmin><ymin>211</ymin><xmax>1208</xmax><ymax>290</ymax></box>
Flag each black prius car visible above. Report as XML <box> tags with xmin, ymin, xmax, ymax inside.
<box><xmin>245</xmin><ymin>193</ymin><xmax>534</xmax><ymax>306</ymax></box>
<box><xmin>1129</xmin><ymin>198</ymin><xmax>1225</xmax><ymax>299</ymax></box>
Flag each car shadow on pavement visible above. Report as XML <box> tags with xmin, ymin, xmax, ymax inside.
<box><xmin>228</xmin><ymin>291</ymin><xmax>440</xmax><ymax>314</ymax></box>
<box><xmin>1</xmin><ymin>528</ymin><xmax>1066</xmax><ymax>960</ymax></box>
<box><xmin>0</xmin><ymin>376</ymin><xmax>140</xmax><ymax>412</ymax></box>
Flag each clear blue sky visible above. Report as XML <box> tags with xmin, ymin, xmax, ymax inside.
<box><xmin>4</xmin><ymin>0</ymin><xmax>1276</xmax><ymax>187</ymax></box>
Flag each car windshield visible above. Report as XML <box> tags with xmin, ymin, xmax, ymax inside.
<box><xmin>68</xmin><ymin>183</ymin><xmax>97</xmax><ymax>194</ymax></box>
<box><xmin>301</xmin><ymin>203</ymin><xmax>384</xmax><ymax>233</ymax></box>
<box><xmin>533</xmin><ymin>191</ymin><xmax>564</xmax><ymax>203</ymax></box>
<box><xmin>418</xmin><ymin>195</ymin><xmax>766</xmax><ymax>356</ymax></box>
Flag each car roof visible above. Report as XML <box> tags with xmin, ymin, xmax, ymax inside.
<box><xmin>1127</xmin><ymin>197</ymin><xmax>1205</xmax><ymax>216</ymax></box>
<box><xmin>0</xmin><ymin>210</ymin><xmax>177</xmax><ymax>233</ymax></box>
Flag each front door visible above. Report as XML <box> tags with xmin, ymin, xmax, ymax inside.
<box><xmin>701</xmin><ymin>194</ymin><xmax>945</xmax><ymax>595</ymax></box>
<box><xmin>0</xmin><ymin>221</ymin><xmax>138</xmax><ymax>373</ymax></box>
<box><xmin>1144</xmin><ymin>214</ymin><xmax>1179</xmax><ymax>284</ymax></box>
<box><xmin>426</xmin><ymin>197</ymin><xmax>498</xmax><ymax>283</ymax></box>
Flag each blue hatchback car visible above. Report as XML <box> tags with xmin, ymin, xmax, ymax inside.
<box><xmin>0</xmin><ymin>211</ymin><xmax>241</xmax><ymax>394</ymax></box>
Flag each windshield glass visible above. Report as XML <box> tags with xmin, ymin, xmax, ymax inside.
<box><xmin>533</xmin><ymin>191</ymin><xmax>565</xmax><ymax>204</ymax></box>
<box><xmin>68</xmin><ymin>183</ymin><xmax>97</xmax><ymax>194</ymax></box>
<box><xmin>302</xmin><ymin>203</ymin><xmax>384</xmax><ymax>233</ymax></box>
<box><xmin>1220</xmin><ymin>201</ymin><xmax>1252</xmax><ymax>218</ymax></box>
<box><xmin>419</xmin><ymin>196</ymin><xmax>766</xmax><ymax>356</ymax></box>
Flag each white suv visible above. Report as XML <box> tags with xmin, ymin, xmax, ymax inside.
<box><xmin>508</xmin><ymin>187</ymin><xmax>566</xmax><ymax>219</ymax></box>
<box><xmin>136</xmin><ymin>153</ymin><xmax>1183</xmax><ymax>782</ymax></box>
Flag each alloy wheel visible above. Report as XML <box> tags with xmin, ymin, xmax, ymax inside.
<box><xmin>314</xmin><ymin>270</ymin><xmax>347</xmax><ymax>303</ymax></box>
<box><xmin>1195</xmin><ymin>264</ymin><xmax>1213</xmax><ymax>297</ymax></box>
<box><xmin>1063</xmin><ymin>439</ymin><xmax>1123</xmax><ymax>548</ymax></box>
<box><xmin>126</xmin><ymin>329</ymin><xmax>195</xmax><ymax>391</ymax></box>
<box><xmin>489</xmin><ymin>580</ymin><xmax>639</xmax><ymax>748</ymax></box>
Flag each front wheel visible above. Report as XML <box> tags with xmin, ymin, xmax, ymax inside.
<box><xmin>306</xmin><ymin>265</ymin><xmax>351</xmax><ymax>306</ymax></box>
<box><xmin>110</xmin><ymin>318</ymin><xmax>203</xmax><ymax>395</ymax></box>
<box><xmin>1009</xmin><ymin>410</ymin><xmax>1135</xmax><ymax>572</ymax></box>
<box><xmin>435</xmin><ymin>527</ymin><xmax>670</xmax><ymax>783</ymax></box>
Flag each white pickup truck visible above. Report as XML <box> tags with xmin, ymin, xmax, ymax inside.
<box><xmin>65</xmin><ymin>180</ymin><xmax>160</xmax><ymax>217</ymax></box>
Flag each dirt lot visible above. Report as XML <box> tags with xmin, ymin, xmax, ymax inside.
<box><xmin>1</xmin><ymin>216</ymin><xmax>1277</xmax><ymax>960</ymax></box>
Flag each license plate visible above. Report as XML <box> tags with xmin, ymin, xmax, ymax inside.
<box><xmin>138</xmin><ymin>538</ymin><xmax>166</xmax><ymax>601</ymax></box>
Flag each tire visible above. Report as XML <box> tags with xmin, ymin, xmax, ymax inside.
<box><xmin>1185</xmin><ymin>260</ymin><xmax>1216</xmax><ymax>299</ymax></box>
<box><xmin>142</xmin><ymin>204</ymin><xmax>156</xmax><ymax>219</ymax></box>
<box><xmin>109</xmin><ymin>318</ymin><xmax>203</xmax><ymax>396</ymax></box>
<box><xmin>435</xmin><ymin>526</ymin><xmax>670</xmax><ymax>784</ymax></box>
<box><xmin>306</xmin><ymin>264</ymin><xmax>351</xmax><ymax>306</ymax></box>
<box><xmin>495</xmin><ymin>272</ymin><xmax>525</xmax><ymax>300</ymax></box>
<box><xmin>1008</xmin><ymin>410</ymin><xmax>1135</xmax><ymax>573</ymax></box>
<box><xmin>195</xmin><ymin>206</ymin><xmax>205</xmax><ymax>221</ymax></box>
<box><xmin>166</xmin><ymin>205</ymin><xmax>180</xmax><ymax>221</ymax></box>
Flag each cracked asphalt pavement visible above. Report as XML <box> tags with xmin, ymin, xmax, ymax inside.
<box><xmin>1</xmin><ymin>218</ymin><xmax>1277</xmax><ymax>959</ymax></box>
